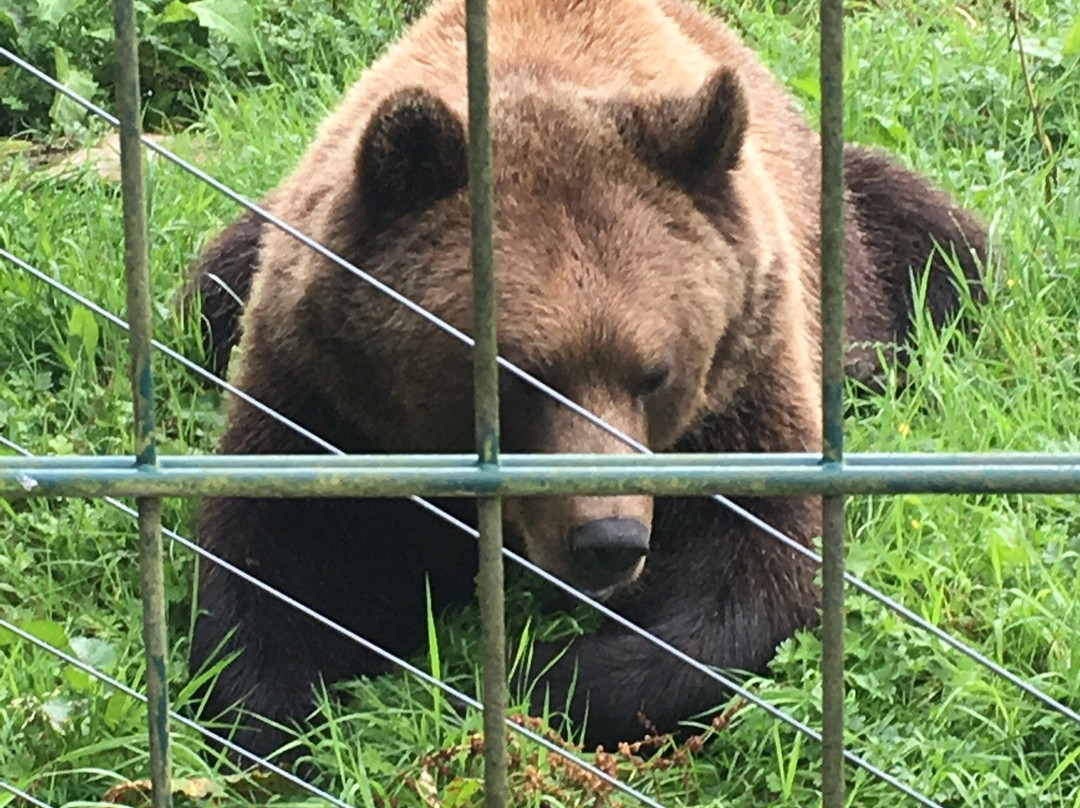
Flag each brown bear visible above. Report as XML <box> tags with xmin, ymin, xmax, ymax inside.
<box><xmin>187</xmin><ymin>0</ymin><xmax>988</xmax><ymax>761</ymax></box>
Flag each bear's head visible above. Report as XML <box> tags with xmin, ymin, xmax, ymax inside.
<box><xmin>297</xmin><ymin>69</ymin><xmax>756</xmax><ymax>597</ymax></box>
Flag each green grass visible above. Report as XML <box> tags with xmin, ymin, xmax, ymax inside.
<box><xmin>3</xmin><ymin>0</ymin><xmax>1080</xmax><ymax>806</ymax></box>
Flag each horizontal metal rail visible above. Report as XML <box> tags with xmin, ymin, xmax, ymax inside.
<box><xmin>3</xmin><ymin>454</ymin><xmax>1080</xmax><ymax>498</ymax></box>
<box><xmin>4</xmin><ymin>452</ymin><xmax>1078</xmax><ymax>469</ymax></box>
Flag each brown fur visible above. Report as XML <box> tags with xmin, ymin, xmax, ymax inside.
<box><xmin>183</xmin><ymin>209</ymin><xmax>264</xmax><ymax>378</ymax></box>
<box><xmin>187</xmin><ymin>0</ymin><xmax>989</xmax><ymax>761</ymax></box>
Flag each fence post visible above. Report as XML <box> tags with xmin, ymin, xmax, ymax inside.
<box><xmin>113</xmin><ymin>2</ymin><xmax>172</xmax><ymax>806</ymax></box>
<box><xmin>466</xmin><ymin>1</ymin><xmax>508</xmax><ymax>807</ymax></box>
<box><xmin>819</xmin><ymin>0</ymin><xmax>847</xmax><ymax>805</ymax></box>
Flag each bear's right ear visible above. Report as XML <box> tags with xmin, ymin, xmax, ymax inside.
<box><xmin>613</xmin><ymin>68</ymin><xmax>749</xmax><ymax>193</ymax></box>
<box><xmin>356</xmin><ymin>88</ymin><xmax>468</xmax><ymax>232</ymax></box>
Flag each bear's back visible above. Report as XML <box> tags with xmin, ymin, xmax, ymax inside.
<box><xmin>289</xmin><ymin>0</ymin><xmax>726</xmax><ymax>183</ymax></box>
<box><xmin>247</xmin><ymin>0</ymin><xmax>824</xmax><ymax>337</ymax></box>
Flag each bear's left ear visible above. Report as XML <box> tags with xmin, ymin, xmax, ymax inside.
<box><xmin>356</xmin><ymin>88</ymin><xmax>468</xmax><ymax>232</ymax></box>
<box><xmin>613</xmin><ymin>68</ymin><xmax>749</xmax><ymax>191</ymax></box>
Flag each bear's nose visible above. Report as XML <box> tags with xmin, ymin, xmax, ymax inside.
<box><xmin>566</xmin><ymin>518</ymin><xmax>650</xmax><ymax>575</ymax></box>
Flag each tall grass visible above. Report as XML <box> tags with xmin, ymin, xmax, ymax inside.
<box><xmin>2</xmin><ymin>0</ymin><xmax>1080</xmax><ymax>805</ymax></box>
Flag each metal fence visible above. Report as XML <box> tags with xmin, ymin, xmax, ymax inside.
<box><xmin>1</xmin><ymin>1</ymin><xmax>1078</xmax><ymax>807</ymax></box>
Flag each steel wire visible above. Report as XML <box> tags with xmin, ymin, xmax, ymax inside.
<box><xmin>0</xmin><ymin>780</ymin><xmax>55</xmax><ymax>808</ymax></box>
<box><xmin>0</xmin><ymin>616</ymin><xmax>359</xmax><ymax>808</ymax></box>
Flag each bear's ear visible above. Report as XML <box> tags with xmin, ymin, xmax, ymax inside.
<box><xmin>356</xmin><ymin>88</ymin><xmax>468</xmax><ymax>231</ymax></box>
<box><xmin>614</xmin><ymin>69</ymin><xmax>748</xmax><ymax>190</ymax></box>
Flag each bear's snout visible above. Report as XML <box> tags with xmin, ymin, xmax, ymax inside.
<box><xmin>505</xmin><ymin>494</ymin><xmax>654</xmax><ymax>596</ymax></box>
<box><xmin>566</xmin><ymin>518</ymin><xmax>650</xmax><ymax>575</ymax></box>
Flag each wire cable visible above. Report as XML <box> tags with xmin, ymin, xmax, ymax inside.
<box><xmin>0</xmin><ymin>780</ymin><xmax>55</xmax><ymax>808</ymax></box>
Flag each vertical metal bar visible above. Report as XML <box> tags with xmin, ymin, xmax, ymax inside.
<box><xmin>819</xmin><ymin>0</ymin><xmax>846</xmax><ymax>806</ymax></box>
<box><xmin>466</xmin><ymin>1</ymin><xmax>507</xmax><ymax>807</ymax></box>
<box><xmin>113</xmin><ymin>3</ymin><xmax>172</xmax><ymax>807</ymax></box>
<box><xmin>819</xmin><ymin>4</ymin><xmax>847</xmax><ymax>808</ymax></box>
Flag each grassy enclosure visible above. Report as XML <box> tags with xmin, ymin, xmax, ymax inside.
<box><xmin>3</xmin><ymin>0</ymin><xmax>1080</xmax><ymax>805</ymax></box>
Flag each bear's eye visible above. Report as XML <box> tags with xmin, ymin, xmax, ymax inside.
<box><xmin>634</xmin><ymin>364</ymin><xmax>671</xmax><ymax>398</ymax></box>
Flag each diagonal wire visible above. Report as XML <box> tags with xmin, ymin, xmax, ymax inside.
<box><xmin>0</xmin><ymin>427</ymin><xmax>939</xmax><ymax>808</ymax></box>
<box><xmin>0</xmin><ymin>780</ymin><xmax>54</xmax><ymax>808</ymax></box>
<box><xmin>0</xmin><ymin>629</ymin><xmax>356</xmax><ymax>808</ymax></box>
<box><xmin>0</xmin><ymin>58</ymin><xmax>1077</xmax><ymax>733</ymax></box>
